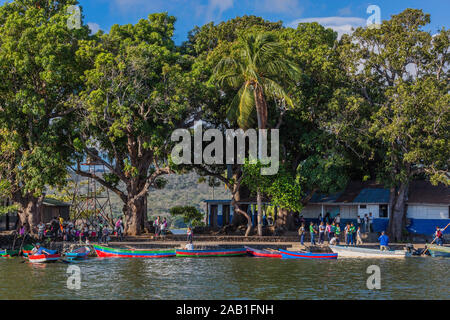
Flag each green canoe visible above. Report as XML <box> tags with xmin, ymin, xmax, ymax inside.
<box><xmin>0</xmin><ymin>249</ymin><xmax>20</xmax><ymax>257</ymax></box>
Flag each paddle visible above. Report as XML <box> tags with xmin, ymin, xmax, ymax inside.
<box><xmin>422</xmin><ymin>222</ymin><xmax>450</xmax><ymax>256</ymax></box>
<box><xmin>11</xmin><ymin>230</ymin><xmax>18</xmax><ymax>251</ymax></box>
<box><xmin>18</xmin><ymin>233</ymin><xmax>27</xmax><ymax>256</ymax></box>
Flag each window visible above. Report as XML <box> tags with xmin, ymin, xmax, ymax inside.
<box><xmin>379</xmin><ymin>204</ymin><xmax>388</xmax><ymax>218</ymax></box>
<box><xmin>360</xmin><ymin>205</ymin><xmax>367</xmax><ymax>209</ymax></box>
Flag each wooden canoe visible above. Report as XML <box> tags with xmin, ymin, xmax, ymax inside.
<box><xmin>21</xmin><ymin>244</ymin><xmax>34</xmax><ymax>257</ymax></box>
<box><xmin>279</xmin><ymin>249</ymin><xmax>338</xmax><ymax>260</ymax></box>
<box><xmin>93</xmin><ymin>244</ymin><xmax>175</xmax><ymax>258</ymax></box>
<box><xmin>427</xmin><ymin>245</ymin><xmax>450</xmax><ymax>258</ymax></box>
<box><xmin>175</xmin><ymin>247</ymin><xmax>247</xmax><ymax>257</ymax></box>
<box><xmin>245</xmin><ymin>246</ymin><xmax>282</xmax><ymax>258</ymax></box>
<box><xmin>65</xmin><ymin>246</ymin><xmax>91</xmax><ymax>260</ymax></box>
<box><xmin>28</xmin><ymin>253</ymin><xmax>61</xmax><ymax>263</ymax></box>
<box><xmin>0</xmin><ymin>249</ymin><xmax>19</xmax><ymax>257</ymax></box>
<box><xmin>329</xmin><ymin>245</ymin><xmax>410</xmax><ymax>258</ymax></box>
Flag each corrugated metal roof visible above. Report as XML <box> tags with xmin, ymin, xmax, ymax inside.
<box><xmin>203</xmin><ymin>199</ymin><xmax>232</xmax><ymax>204</ymax></box>
<box><xmin>353</xmin><ymin>188</ymin><xmax>390</xmax><ymax>203</ymax></box>
<box><xmin>310</xmin><ymin>192</ymin><xmax>342</xmax><ymax>203</ymax></box>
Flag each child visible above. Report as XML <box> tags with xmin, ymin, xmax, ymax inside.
<box><xmin>298</xmin><ymin>223</ymin><xmax>305</xmax><ymax>246</ymax></box>
<box><xmin>309</xmin><ymin>222</ymin><xmax>317</xmax><ymax>245</ymax></box>
<box><xmin>356</xmin><ymin>227</ymin><xmax>363</xmax><ymax>245</ymax></box>
<box><xmin>318</xmin><ymin>222</ymin><xmax>326</xmax><ymax>244</ymax></box>
<box><xmin>102</xmin><ymin>227</ymin><xmax>110</xmax><ymax>244</ymax></box>
<box><xmin>187</xmin><ymin>227</ymin><xmax>193</xmax><ymax>243</ymax></box>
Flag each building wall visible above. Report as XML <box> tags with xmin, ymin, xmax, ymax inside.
<box><xmin>357</xmin><ymin>204</ymin><xmax>380</xmax><ymax>218</ymax></box>
<box><xmin>407</xmin><ymin>204</ymin><xmax>449</xmax><ymax>219</ymax></box>
<box><xmin>340</xmin><ymin>205</ymin><xmax>358</xmax><ymax>219</ymax></box>
<box><xmin>299</xmin><ymin>204</ymin><xmax>322</xmax><ymax>218</ymax></box>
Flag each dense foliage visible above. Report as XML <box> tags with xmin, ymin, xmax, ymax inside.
<box><xmin>0</xmin><ymin>2</ymin><xmax>447</xmax><ymax>239</ymax></box>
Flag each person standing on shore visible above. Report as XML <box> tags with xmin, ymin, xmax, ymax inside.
<box><xmin>329</xmin><ymin>222</ymin><xmax>336</xmax><ymax>243</ymax></box>
<box><xmin>356</xmin><ymin>226</ymin><xmax>363</xmax><ymax>245</ymax></box>
<box><xmin>37</xmin><ymin>222</ymin><xmax>45</xmax><ymax>241</ymax></box>
<box><xmin>309</xmin><ymin>222</ymin><xmax>317</xmax><ymax>245</ymax></box>
<box><xmin>349</xmin><ymin>222</ymin><xmax>356</xmax><ymax>246</ymax></box>
<box><xmin>378</xmin><ymin>231</ymin><xmax>389</xmax><ymax>251</ymax></box>
<box><xmin>435</xmin><ymin>227</ymin><xmax>444</xmax><ymax>246</ymax></box>
<box><xmin>160</xmin><ymin>218</ymin><xmax>168</xmax><ymax>236</ymax></box>
<box><xmin>344</xmin><ymin>223</ymin><xmax>350</xmax><ymax>245</ymax></box>
<box><xmin>334</xmin><ymin>213</ymin><xmax>341</xmax><ymax>225</ymax></box>
<box><xmin>154</xmin><ymin>216</ymin><xmax>161</xmax><ymax>238</ymax></box>
<box><xmin>335</xmin><ymin>224</ymin><xmax>341</xmax><ymax>244</ymax></box>
<box><xmin>318</xmin><ymin>222</ymin><xmax>326</xmax><ymax>244</ymax></box>
<box><xmin>325</xmin><ymin>222</ymin><xmax>331</xmax><ymax>242</ymax></box>
<box><xmin>187</xmin><ymin>227</ymin><xmax>193</xmax><ymax>243</ymax></box>
<box><xmin>116</xmin><ymin>217</ymin><xmax>124</xmax><ymax>242</ymax></box>
<box><xmin>298</xmin><ymin>223</ymin><xmax>305</xmax><ymax>245</ymax></box>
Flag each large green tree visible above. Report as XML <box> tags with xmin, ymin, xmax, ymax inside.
<box><xmin>73</xmin><ymin>13</ymin><xmax>193</xmax><ymax>235</ymax></box>
<box><xmin>0</xmin><ymin>0</ymin><xmax>89</xmax><ymax>233</ymax></box>
<box><xmin>338</xmin><ymin>9</ymin><xmax>449</xmax><ymax>241</ymax></box>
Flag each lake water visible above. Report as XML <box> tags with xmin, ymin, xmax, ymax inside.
<box><xmin>0</xmin><ymin>256</ymin><xmax>449</xmax><ymax>300</ymax></box>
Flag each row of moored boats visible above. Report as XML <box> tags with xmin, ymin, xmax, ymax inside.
<box><xmin>2</xmin><ymin>244</ymin><xmax>448</xmax><ymax>263</ymax></box>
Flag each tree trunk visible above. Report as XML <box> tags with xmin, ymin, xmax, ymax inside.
<box><xmin>254</xmin><ymin>84</ymin><xmax>267</xmax><ymax>237</ymax></box>
<box><xmin>14</xmin><ymin>193</ymin><xmax>44</xmax><ymax>235</ymax></box>
<box><xmin>231</xmin><ymin>198</ymin><xmax>252</xmax><ymax>236</ymax></box>
<box><xmin>388</xmin><ymin>182</ymin><xmax>409</xmax><ymax>242</ymax></box>
<box><xmin>124</xmin><ymin>196</ymin><xmax>146</xmax><ymax>236</ymax></box>
<box><xmin>256</xmin><ymin>190</ymin><xmax>263</xmax><ymax>236</ymax></box>
<box><xmin>276</xmin><ymin>208</ymin><xmax>296</xmax><ymax>231</ymax></box>
<box><xmin>231</xmin><ymin>183</ymin><xmax>250</xmax><ymax>226</ymax></box>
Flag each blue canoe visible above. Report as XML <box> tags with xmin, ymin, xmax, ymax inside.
<box><xmin>428</xmin><ymin>245</ymin><xmax>450</xmax><ymax>258</ymax></box>
<box><xmin>65</xmin><ymin>246</ymin><xmax>91</xmax><ymax>260</ymax></box>
<box><xmin>279</xmin><ymin>249</ymin><xmax>338</xmax><ymax>260</ymax></box>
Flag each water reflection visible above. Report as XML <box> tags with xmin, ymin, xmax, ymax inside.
<box><xmin>0</xmin><ymin>256</ymin><xmax>449</xmax><ymax>300</ymax></box>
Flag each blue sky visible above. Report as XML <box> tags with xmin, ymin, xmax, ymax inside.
<box><xmin>1</xmin><ymin>0</ymin><xmax>449</xmax><ymax>43</ymax></box>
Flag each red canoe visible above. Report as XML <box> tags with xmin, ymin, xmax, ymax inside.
<box><xmin>245</xmin><ymin>246</ymin><xmax>282</xmax><ymax>258</ymax></box>
<box><xmin>28</xmin><ymin>254</ymin><xmax>61</xmax><ymax>263</ymax></box>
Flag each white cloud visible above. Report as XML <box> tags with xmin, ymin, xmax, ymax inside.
<box><xmin>87</xmin><ymin>22</ymin><xmax>101</xmax><ymax>35</ymax></box>
<box><xmin>288</xmin><ymin>16</ymin><xmax>366</xmax><ymax>38</ymax></box>
<box><xmin>196</xmin><ymin>0</ymin><xmax>234</xmax><ymax>23</ymax></box>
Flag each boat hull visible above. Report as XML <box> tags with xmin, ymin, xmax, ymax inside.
<box><xmin>428</xmin><ymin>245</ymin><xmax>450</xmax><ymax>258</ymax></box>
<box><xmin>245</xmin><ymin>246</ymin><xmax>282</xmax><ymax>258</ymax></box>
<box><xmin>176</xmin><ymin>248</ymin><xmax>247</xmax><ymax>257</ymax></box>
<box><xmin>329</xmin><ymin>245</ymin><xmax>409</xmax><ymax>258</ymax></box>
<box><xmin>28</xmin><ymin>254</ymin><xmax>61</xmax><ymax>263</ymax></box>
<box><xmin>0</xmin><ymin>249</ymin><xmax>19</xmax><ymax>257</ymax></box>
<box><xmin>93</xmin><ymin>245</ymin><xmax>175</xmax><ymax>258</ymax></box>
<box><xmin>279</xmin><ymin>249</ymin><xmax>338</xmax><ymax>259</ymax></box>
<box><xmin>65</xmin><ymin>247</ymin><xmax>91</xmax><ymax>260</ymax></box>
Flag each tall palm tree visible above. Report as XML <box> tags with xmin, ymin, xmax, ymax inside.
<box><xmin>213</xmin><ymin>33</ymin><xmax>300</xmax><ymax>236</ymax></box>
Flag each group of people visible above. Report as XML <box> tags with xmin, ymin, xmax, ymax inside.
<box><xmin>300</xmin><ymin>212</ymin><xmax>375</xmax><ymax>233</ymax></box>
<box><xmin>153</xmin><ymin>216</ymin><xmax>168</xmax><ymax>237</ymax></box>
<box><xmin>298</xmin><ymin>221</ymin><xmax>364</xmax><ymax>246</ymax></box>
<box><xmin>33</xmin><ymin>215</ymin><xmax>125</xmax><ymax>244</ymax></box>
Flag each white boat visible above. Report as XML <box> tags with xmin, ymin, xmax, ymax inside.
<box><xmin>329</xmin><ymin>245</ymin><xmax>410</xmax><ymax>258</ymax></box>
